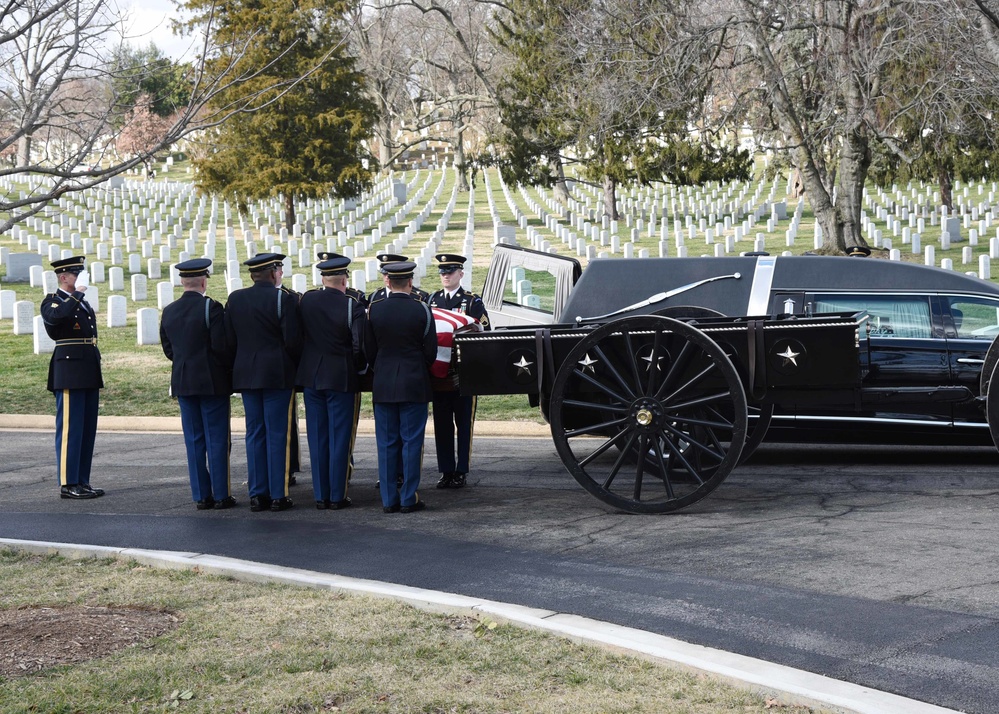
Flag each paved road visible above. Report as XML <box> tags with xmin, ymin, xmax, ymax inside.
<box><xmin>1</xmin><ymin>429</ymin><xmax>998</xmax><ymax>712</ymax></box>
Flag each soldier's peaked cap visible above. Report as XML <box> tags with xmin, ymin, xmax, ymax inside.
<box><xmin>51</xmin><ymin>256</ymin><xmax>86</xmax><ymax>274</ymax></box>
<box><xmin>176</xmin><ymin>258</ymin><xmax>212</xmax><ymax>277</ymax></box>
<box><xmin>244</xmin><ymin>253</ymin><xmax>285</xmax><ymax>271</ymax></box>
<box><xmin>382</xmin><ymin>261</ymin><xmax>415</xmax><ymax>279</ymax></box>
<box><xmin>377</xmin><ymin>253</ymin><xmax>408</xmax><ymax>273</ymax></box>
<box><xmin>316</xmin><ymin>249</ymin><xmax>346</xmax><ymax>261</ymax></box>
<box><xmin>317</xmin><ymin>257</ymin><xmax>351</xmax><ymax>276</ymax></box>
<box><xmin>436</xmin><ymin>253</ymin><xmax>466</xmax><ymax>273</ymax></box>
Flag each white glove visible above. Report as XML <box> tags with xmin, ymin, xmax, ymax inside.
<box><xmin>75</xmin><ymin>270</ymin><xmax>89</xmax><ymax>290</ymax></box>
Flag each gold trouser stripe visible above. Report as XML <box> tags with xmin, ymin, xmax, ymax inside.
<box><xmin>466</xmin><ymin>396</ymin><xmax>477</xmax><ymax>470</ymax></box>
<box><xmin>59</xmin><ymin>390</ymin><xmax>71</xmax><ymax>486</ymax></box>
<box><xmin>345</xmin><ymin>393</ymin><xmax>361</xmax><ymax>496</ymax></box>
<box><xmin>283</xmin><ymin>392</ymin><xmax>296</xmax><ymax>497</ymax></box>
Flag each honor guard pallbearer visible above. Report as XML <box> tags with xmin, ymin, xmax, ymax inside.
<box><xmin>317</xmin><ymin>249</ymin><xmax>369</xmax><ymax>308</ymax></box>
<box><xmin>428</xmin><ymin>254</ymin><xmax>490</xmax><ymax>489</ymax></box>
<box><xmin>297</xmin><ymin>257</ymin><xmax>366</xmax><ymax>509</ymax></box>
<box><xmin>41</xmin><ymin>256</ymin><xmax>105</xmax><ymax>499</ymax></box>
<box><xmin>225</xmin><ymin>253</ymin><xmax>302</xmax><ymax>512</ymax></box>
<box><xmin>278</xmin><ymin>268</ymin><xmax>302</xmax><ymax>485</ymax></box>
<box><xmin>364</xmin><ymin>261</ymin><xmax>437</xmax><ymax>513</ymax></box>
<box><xmin>160</xmin><ymin>258</ymin><xmax>236</xmax><ymax>510</ymax></box>
<box><xmin>368</xmin><ymin>253</ymin><xmax>430</xmax><ymax>304</ymax></box>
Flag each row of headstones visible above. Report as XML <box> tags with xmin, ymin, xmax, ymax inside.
<box><xmin>2</xmin><ymin>292</ymin><xmax>163</xmax><ymax>346</ymax></box>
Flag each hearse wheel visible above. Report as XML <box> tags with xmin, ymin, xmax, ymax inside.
<box><xmin>549</xmin><ymin>315</ymin><xmax>747</xmax><ymax>514</ymax></box>
<box><xmin>987</xmin><ymin>361</ymin><xmax>999</xmax><ymax>451</ymax></box>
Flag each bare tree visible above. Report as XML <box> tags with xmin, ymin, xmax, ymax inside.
<box><xmin>0</xmin><ymin>0</ymin><xmax>363</xmax><ymax>233</ymax></box>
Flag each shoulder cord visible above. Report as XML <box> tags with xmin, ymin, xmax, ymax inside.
<box><xmin>421</xmin><ymin>301</ymin><xmax>432</xmax><ymax>338</ymax></box>
<box><xmin>277</xmin><ymin>288</ymin><xmax>283</xmax><ymax>320</ymax></box>
<box><xmin>204</xmin><ymin>296</ymin><xmax>211</xmax><ymax>330</ymax></box>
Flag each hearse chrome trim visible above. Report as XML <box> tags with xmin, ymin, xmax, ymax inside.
<box><xmin>772</xmin><ymin>414</ymin><xmax>959</xmax><ymax>427</ymax></box>
<box><xmin>574</xmin><ymin>273</ymin><xmax>742</xmax><ymax>323</ymax></box>
<box><xmin>747</xmin><ymin>256</ymin><xmax>777</xmax><ymax>315</ymax></box>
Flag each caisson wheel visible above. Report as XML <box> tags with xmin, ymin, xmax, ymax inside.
<box><xmin>549</xmin><ymin>315</ymin><xmax>747</xmax><ymax>513</ymax></box>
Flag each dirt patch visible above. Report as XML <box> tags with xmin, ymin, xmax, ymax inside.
<box><xmin>0</xmin><ymin>605</ymin><xmax>179</xmax><ymax>678</ymax></box>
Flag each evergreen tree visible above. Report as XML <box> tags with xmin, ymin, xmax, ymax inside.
<box><xmin>180</xmin><ymin>0</ymin><xmax>377</xmax><ymax>229</ymax></box>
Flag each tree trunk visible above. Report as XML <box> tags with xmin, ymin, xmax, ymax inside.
<box><xmin>453</xmin><ymin>128</ymin><xmax>469</xmax><ymax>192</ymax></box>
<box><xmin>377</xmin><ymin>115</ymin><xmax>392</xmax><ymax>173</ymax></box>
<box><xmin>602</xmin><ymin>174</ymin><xmax>618</xmax><ymax>220</ymax></box>
<box><xmin>16</xmin><ymin>135</ymin><xmax>30</xmax><ymax>167</ymax></box>
<box><xmin>833</xmin><ymin>129</ymin><xmax>871</xmax><ymax>250</ymax></box>
<box><xmin>938</xmin><ymin>163</ymin><xmax>954</xmax><ymax>211</ymax></box>
<box><xmin>284</xmin><ymin>193</ymin><xmax>296</xmax><ymax>232</ymax></box>
<box><xmin>552</xmin><ymin>153</ymin><xmax>570</xmax><ymax>205</ymax></box>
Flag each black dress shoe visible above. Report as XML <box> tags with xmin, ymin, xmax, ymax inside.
<box><xmin>214</xmin><ymin>496</ymin><xmax>238</xmax><ymax>510</ymax></box>
<box><xmin>383</xmin><ymin>504</ymin><xmax>400</xmax><ymax>514</ymax></box>
<box><xmin>270</xmin><ymin>497</ymin><xmax>293</xmax><ymax>512</ymax></box>
<box><xmin>60</xmin><ymin>485</ymin><xmax>98</xmax><ymax>500</ymax></box>
<box><xmin>249</xmin><ymin>496</ymin><xmax>272</xmax><ymax>512</ymax></box>
<box><xmin>288</xmin><ymin>475</ymin><xmax>297</xmax><ymax>486</ymax></box>
<box><xmin>195</xmin><ymin>498</ymin><xmax>216</xmax><ymax>510</ymax></box>
<box><xmin>316</xmin><ymin>500</ymin><xmax>331</xmax><ymax>510</ymax></box>
<box><xmin>330</xmin><ymin>497</ymin><xmax>351</xmax><ymax>510</ymax></box>
<box><xmin>436</xmin><ymin>472</ymin><xmax>457</xmax><ymax>489</ymax></box>
<box><xmin>400</xmin><ymin>501</ymin><xmax>426</xmax><ymax>513</ymax></box>
<box><xmin>80</xmin><ymin>484</ymin><xmax>105</xmax><ymax>497</ymax></box>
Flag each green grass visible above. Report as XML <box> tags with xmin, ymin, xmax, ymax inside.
<box><xmin>0</xmin><ymin>550</ymin><xmax>826</xmax><ymax>714</ymax></box>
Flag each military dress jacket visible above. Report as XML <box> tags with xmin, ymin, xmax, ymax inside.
<box><xmin>428</xmin><ymin>287</ymin><xmax>491</xmax><ymax>330</ymax></box>
<box><xmin>40</xmin><ymin>289</ymin><xmax>103</xmax><ymax>392</ymax></box>
<box><xmin>160</xmin><ymin>291</ymin><xmax>233</xmax><ymax>397</ymax></box>
<box><xmin>296</xmin><ymin>289</ymin><xmax>366</xmax><ymax>393</ymax></box>
<box><xmin>364</xmin><ymin>292</ymin><xmax>437</xmax><ymax>404</ymax></box>
<box><xmin>367</xmin><ymin>286</ymin><xmax>430</xmax><ymax>305</ymax></box>
<box><xmin>224</xmin><ymin>281</ymin><xmax>302</xmax><ymax>391</ymax></box>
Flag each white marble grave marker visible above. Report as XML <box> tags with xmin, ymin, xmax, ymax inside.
<box><xmin>13</xmin><ymin>300</ymin><xmax>34</xmax><ymax>335</ymax></box>
<box><xmin>0</xmin><ymin>289</ymin><xmax>15</xmax><ymax>318</ymax></box>
<box><xmin>109</xmin><ymin>267</ymin><xmax>124</xmax><ymax>291</ymax></box>
<box><xmin>137</xmin><ymin>308</ymin><xmax>160</xmax><ymax>345</ymax></box>
<box><xmin>107</xmin><ymin>295</ymin><xmax>127</xmax><ymax>327</ymax></box>
<box><xmin>156</xmin><ymin>281</ymin><xmax>174</xmax><ymax>309</ymax></box>
<box><xmin>32</xmin><ymin>316</ymin><xmax>55</xmax><ymax>354</ymax></box>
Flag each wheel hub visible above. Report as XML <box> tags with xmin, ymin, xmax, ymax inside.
<box><xmin>631</xmin><ymin>399</ymin><xmax>663</xmax><ymax>430</ymax></box>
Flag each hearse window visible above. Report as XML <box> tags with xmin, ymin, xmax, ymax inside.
<box><xmin>946</xmin><ymin>296</ymin><xmax>999</xmax><ymax>340</ymax></box>
<box><xmin>812</xmin><ymin>295</ymin><xmax>932</xmax><ymax>338</ymax></box>
<box><xmin>502</xmin><ymin>266</ymin><xmax>557</xmax><ymax>313</ymax></box>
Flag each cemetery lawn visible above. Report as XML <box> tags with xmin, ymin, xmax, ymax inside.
<box><xmin>0</xmin><ymin>550</ymin><xmax>825</xmax><ymax>714</ymax></box>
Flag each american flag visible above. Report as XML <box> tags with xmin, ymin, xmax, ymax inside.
<box><xmin>432</xmin><ymin>307</ymin><xmax>482</xmax><ymax>378</ymax></box>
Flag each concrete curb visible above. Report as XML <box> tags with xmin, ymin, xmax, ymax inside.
<box><xmin>0</xmin><ymin>414</ymin><xmax>552</xmax><ymax>438</ymax></box>
<box><xmin>0</xmin><ymin>537</ymin><xmax>960</xmax><ymax>714</ymax></box>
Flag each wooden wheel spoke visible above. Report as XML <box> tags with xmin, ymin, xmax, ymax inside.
<box><xmin>659</xmin><ymin>339</ymin><xmax>696</xmax><ymax>396</ymax></box>
<box><xmin>660</xmin><ymin>421</ymin><xmax>726</xmax><ymax>462</ymax></box>
<box><xmin>563</xmin><ymin>415</ymin><xmax>631</xmax><ymax>438</ymax></box>
<box><xmin>562</xmin><ymin>399</ymin><xmax>629</xmax><ymax>414</ymax></box>
<box><xmin>668</xmin><ymin>390</ymin><xmax>733</xmax><ymax>412</ymax></box>
<box><xmin>592</xmin><ymin>344</ymin><xmax>637</xmax><ymax>401</ymax></box>
<box><xmin>622</xmin><ymin>331</ymin><xmax>643</xmax><ymax>395</ymax></box>
<box><xmin>572</xmin><ymin>368</ymin><xmax>630</xmax><ymax>405</ymax></box>
<box><xmin>578</xmin><ymin>429</ymin><xmax>631</xmax><ymax>468</ymax></box>
<box><xmin>603</xmin><ymin>431</ymin><xmax>639</xmax><ymax>489</ymax></box>
<box><xmin>633</xmin><ymin>433</ymin><xmax>647</xmax><ymax>499</ymax></box>
<box><xmin>651</xmin><ymin>432</ymin><xmax>676</xmax><ymax>499</ymax></box>
<box><xmin>661</xmin><ymin>431</ymin><xmax>707</xmax><ymax>485</ymax></box>
<box><xmin>657</xmin><ymin>360</ymin><xmax>717</xmax><ymax>403</ymax></box>
<box><xmin>645</xmin><ymin>327</ymin><xmax>666</xmax><ymax>397</ymax></box>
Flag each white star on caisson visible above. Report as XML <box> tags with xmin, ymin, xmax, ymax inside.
<box><xmin>513</xmin><ymin>355</ymin><xmax>533</xmax><ymax>376</ymax></box>
<box><xmin>578</xmin><ymin>353</ymin><xmax>598</xmax><ymax>373</ymax></box>
<box><xmin>777</xmin><ymin>345</ymin><xmax>800</xmax><ymax>367</ymax></box>
<box><xmin>641</xmin><ymin>350</ymin><xmax>663</xmax><ymax>372</ymax></box>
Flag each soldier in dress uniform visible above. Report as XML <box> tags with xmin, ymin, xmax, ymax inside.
<box><xmin>368</xmin><ymin>253</ymin><xmax>430</xmax><ymax>304</ymax></box>
<box><xmin>364</xmin><ymin>261</ymin><xmax>437</xmax><ymax>513</ymax></box>
<box><xmin>159</xmin><ymin>258</ymin><xmax>236</xmax><ymax>510</ymax></box>
<box><xmin>317</xmin><ymin>249</ymin><xmax>368</xmax><ymax>308</ymax></box>
<box><xmin>296</xmin><ymin>256</ymin><xmax>366</xmax><ymax>510</ymax></box>
<box><xmin>225</xmin><ymin>253</ymin><xmax>302</xmax><ymax>512</ymax></box>
<box><xmin>428</xmin><ymin>253</ymin><xmax>490</xmax><ymax>489</ymax></box>
<box><xmin>41</xmin><ymin>256</ymin><xmax>105</xmax><ymax>499</ymax></box>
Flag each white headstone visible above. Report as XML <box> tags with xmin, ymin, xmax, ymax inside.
<box><xmin>131</xmin><ymin>273</ymin><xmax>148</xmax><ymax>302</ymax></box>
<box><xmin>13</xmin><ymin>300</ymin><xmax>34</xmax><ymax>335</ymax></box>
<box><xmin>83</xmin><ymin>285</ymin><xmax>99</xmax><ymax>312</ymax></box>
<box><xmin>29</xmin><ymin>264</ymin><xmax>44</xmax><ymax>287</ymax></box>
<box><xmin>32</xmin><ymin>315</ymin><xmax>55</xmax><ymax>354</ymax></box>
<box><xmin>42</xmin><ymin>270</ymin><xmax>58</xmax><ymax>294</ymax></box>
<box><xmin>157</xmin><ymin>281</ymin><xmax>174</xmax><ymax>309</ymax></box>
<box><xmin>0</xmin><ymin>289</ymin><xmax>16</xmax><ymax>319</ymax></box>
<box><xmin>91</xmin><ymin>262</ymin><xmax>105</xmax><ymax>284</ymax></box>
<box><xmin>136</xmin><ymin>307</ymin><xmax>160</xmax><ymax>345</ymax></box>
<box><xmin>108</xmin><ymin>266</ymin><xmax>124</xmax><ymax>291</ymax></box>
<box><xmin>106</xmin><ymin>294</ymin><xmax>127</xmax><ymax>327</ymax></box>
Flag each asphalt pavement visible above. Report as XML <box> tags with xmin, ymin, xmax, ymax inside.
<box><xmin>2</xmin><ymin>419</ymin><xmax>997</xmax><ymax>713</ymax></box>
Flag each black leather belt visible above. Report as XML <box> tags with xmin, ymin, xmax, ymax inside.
<box><xmin>55</xmin><ymin>338</ymin><xmax>97</xmax><ymax>346</ymax></box>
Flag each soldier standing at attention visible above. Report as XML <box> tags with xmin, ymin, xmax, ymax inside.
<box><xmin>277</xmin><ymin>263</ymin><xmax>302</xmax><ymax>486</ymax></box>
<box><xmin>225</xmin><ymin>253</ymin><xmax>302</xmax><ymax>512</ymax></box>
<box><xmin>368</xmin><ymin>253</ymin><xmax>430</xmax><ymax>304</ymax></box>
<box><xmin>364</xmin><ymin>261</ymin><xmax>437</xmax><ymax>513</ymax></box>
<box><xmin>159</xmin><ymin>258</ymin><xmax>236</xmax><ymax>510</ymax></box>
<box><xmin>297</xmin><ymin>256</ymin><xmax>366</xmax><ymax>510</ymax></box>
<box><xmin>41</xmin><ymin>256</ymin><xmax>105</xmax><ymax>499</ymax></box>
<box><xmin>428</xmin><ymin>254</ymin><xmax>490</xmax><ymax>489</ymax></box>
